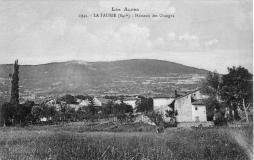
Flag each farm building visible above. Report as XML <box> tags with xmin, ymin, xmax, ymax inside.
<box><xmin>169</xmin><ymin>90</ymin><xmax>214</xmax><ymax>127</ymax></box>
<box><xmin>153</xmin><ymin>90</ymin><xmax>211</xmax><ymax>126</ymax></box>
<box><xmin>171</xmin><ymin>90</ymin><xmax>207</xmax><ymax>122</ymax></box>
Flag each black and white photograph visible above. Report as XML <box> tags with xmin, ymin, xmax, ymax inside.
<box><xmin>0</xmin><ymin>0</ymin><xmax>253</xmax><ymax>159</ymax></box>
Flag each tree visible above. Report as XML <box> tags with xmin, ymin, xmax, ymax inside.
<box><xmin>147</xmin><ymin>98</ymin><xmax>154</xmax><ymax>111</ymax></box>
<box><xmin>123</xmin><ymin>103</ymin><xmax>133</xmax><ymax>114</ymax></box>
<box><xmin>203</xmin><ymin>97</ymin><xmax>226</xmax><ymax>121</ymax></box>
<box><xmin>102</xmin><ymin>100</ymin><xmax>114</xmax><ymax>115</ymax></box>
<box><xmin>136</xmin><ymin>96</ymin><xmax>153</xmax><ymax>112</ymax></box>
<box><xmin>110</xmin><ymin>101</ymin><xmax>133</xmax><ymax>122</ymax></box>
<box><xmin>59</xmin><ymin>94</ymin><xmax>77</xmax><ymax>104</ymax></box>
<box><xmin>31</xmin><ymin>103</ymin><xmax>57</xmax><ymax>123</ymax></box>
<box><xmin>31</xmin><ymin>105</ymin><xmax>42</xmax><ymax>122</ymax></box>
<box><xmin>220</xmin><ymin>66</ymin><xmax>252</xmax><ymax>123</ymax></box>
<box><xmin>0</xmin><ymin>103</ymin><xmax>8</xmax><ymax>126</ymax></box>
<box><xmin>16</xmin><ymin>101</ymin><xmax>34</xmax><ymax>125</ymax></box>
<box><xmin>75</xmin><ymin>95</ymin><xmax>90</xmax><ymax>100</ymax></box>
<box><xmin>76</xmin><ymin>108</ymin><xmax>86</xmax><ymax>121</ymax></box>
<box><xmin>15</xmin><ymin>105</ymin><xmax>27</xmax><ymax>125</ymax></box>
<box><xmin>201</xmin><ymin>71</ymin><xmax>225</xmax><ymax>122</ymax></box>
<box><xmin>146</xmin><ymin>111</ymin><xmax>164</xmax><ymax>126</ymax></box>
<box><xmin>165</xmin><ymin>100</ymin><xmax>178</xmax><ymax>127</ymax></box>
<box><xmin>0</xmin><ymin>104</ymin><xmax>4</xmax><ymax>126</ymax></box>
<box><xmin>201</xmin><ymin>71</ymin><xmax>221</xmax><ymax>99</ymax></box>
<box><xmin>86</xmin><ymin>96</ymin><xmax>97</xmax><ymax>115</ymax></box>
<box><xmin>109</xmin><ymin>100</ymin><xmax>134</xmax><ymax>121</ymax></box>
<box><xmin>1</xmin><ymin>102</ymin><xmax>16</xmax><ymax>125</ymax></box>
<box><xmin>10</xmin><ymin>60</ymin><xmax>19</xmax><ymax>105</ymax></box>
<box><xmin>58</xmin><ymin>103</ymin><xmax>68</xmax><ymax>122</ymax></box>
<box><xmin>65</xmin><ymin>107</ymin><xmax>76</xmax><ymax>121</ymax></box>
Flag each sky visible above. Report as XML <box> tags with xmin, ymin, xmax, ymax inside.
<box><xmin>0</xmin><ymin>0</ymin><xmax>252</xmax><ymax>74</ymax></box>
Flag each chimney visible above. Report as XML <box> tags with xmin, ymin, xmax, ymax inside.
<box><xmin>174</xmin><ymin>90</ymin><xmax>178</xmax><ymax>98</ymax></box>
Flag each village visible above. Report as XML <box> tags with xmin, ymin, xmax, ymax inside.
<box><xmin>34</xmin><ymin>89</ymin><xmax>213</xmax><ymax>128</ymax></box>
<box><xmin>0</xmin><ymin>60</ymin><xmax>252</xmax><ymax>130</ymax></box>
<box><xmin>0</xmin><ymin>0</ymin><xmax>253</xmax><ymax>158</ymax></box>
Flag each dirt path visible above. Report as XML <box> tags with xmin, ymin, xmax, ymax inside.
<box><xmin>228</xmin><ymin>131</ymin><xmax>253</xmax><ymax>160</ymax></box>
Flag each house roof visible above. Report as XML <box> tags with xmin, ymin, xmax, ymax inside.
<box><xmin>153</xmin><ymin>96</ymin><xmax>171</xmax><ymax>99</ymax></box>
<box><xmin>123</xmin><ymin>97</ymin><xmax>139</xmax><ymax>101</ymax></box>
<box><xmin>192</xmin><ymin>99</ymin><xmax>206</xmax><ymax>105</ymax></box>
<box><xmin>174</xmin><ymin>88</ymin><xmax>201</xmax><ymax>100</ymax></box>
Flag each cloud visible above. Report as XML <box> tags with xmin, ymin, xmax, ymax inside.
<box><xmin>205</xmin><ymin>39</ymin><xmax>218</xmax><ymax>47</ymax></box>
<box><xmin>50</xmin><ymin>18</ymin><xmax>67</xmax><ymax>36</ymax></box>
<box><xmin>91</xmin><ymin>23</ymin><xmax>152</xmax><ymax>54</ymax></box>
<box><xmin>153</xmin><ymin>32</ymin><xmax>203</xmax><ymax>51</ymax></box>
<box><xmin>167</xmin><ymin>32</ymin><xmax>176</xmax><ymax>41</ymax></box>
<box><xmin>154</xmin><ymin>37</ymin><xmax>165</xmax><ymax>49</ymax></box>
<box><xmin>42</xmin><ymin>22</ymin><xmax>153</xmax><ymax>61</ymax></box>
<box><xmin>179</xmin><ymin>34</ymin><xmax>198</xmax><ymax>41</ymax></box>
<box><xmin>117</xmin><ymin>23</ymin><xmax>151</xmax><ymax>51</ymax></box>
<box><xmin>177</xmin><ymin>33</ymin><xmax>201</xmax><ymax>50</ymax></box>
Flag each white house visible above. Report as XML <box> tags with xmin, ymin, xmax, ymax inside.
<box><xmin>171</xmin><ymin>90</ymin><xmax>207</xmax><ymax>123</ymax></box>
<box><xmin>123</xmin><ymin>98</ymin><xmax>138</xmax><ymax>109</ymax></box>
<box><xmin>152</xmin><ymin>90</ymin><xmax>209</xmax><ymax>127</ymax></box>
<box><xmin>113</xmin><ymin>97</ymin><xmax>139</xmax><ymax>109</ymax></box>
<box><xmin>76</xmin><ymin>97</ymin><xmax>102</xmax><ymax>107</ymax></box>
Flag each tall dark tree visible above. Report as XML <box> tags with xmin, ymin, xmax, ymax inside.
<box><xmin>10</xmin><ymin>60</ymin><xmax>19</xmax><ymax>105</ymax></box>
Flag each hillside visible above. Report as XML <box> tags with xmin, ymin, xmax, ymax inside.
<box><xmin>0</xmin><ymin>59</ymin><xmax>208</xmax><ymax>99</ymax></box>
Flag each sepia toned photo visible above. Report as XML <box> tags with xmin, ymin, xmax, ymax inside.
<box><xmin>0</xmin><ymin>0</ymin><xmax>253</xmax><ymax>159</ymax></box>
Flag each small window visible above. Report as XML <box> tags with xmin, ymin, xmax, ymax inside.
<box><xmin>195</xmin><ymin>107</ymin><xmax>198</xmax><ymax>110</ymax></box>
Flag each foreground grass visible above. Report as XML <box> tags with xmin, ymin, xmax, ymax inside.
<box><xmin>0</xmin><ymin>124</ymin><xmax>252</xmax><ymax>160</ymax></box>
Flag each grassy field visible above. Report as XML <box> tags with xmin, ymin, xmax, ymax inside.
<box><xmin>0</xmin><ymin>123</ymin><xmax>252</xmax><ymax>160</ymax></box>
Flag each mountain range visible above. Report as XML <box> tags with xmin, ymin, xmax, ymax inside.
<box><xmin>0</xmin><ymin>59</ymin><xmax>208</xmax><ymax>99</ymax></box>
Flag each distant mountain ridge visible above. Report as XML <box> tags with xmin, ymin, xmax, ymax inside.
<box><xmin>0</xmin><ymin>59</ymin><xmax>208</xmax><ymax>97</ymax></box>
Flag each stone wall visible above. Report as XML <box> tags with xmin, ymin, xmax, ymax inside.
<box><xmin>175</xmin><ymin>95</ymin><xmax>193</xmax><ymax>122</ymax></box>
<box><xmin>192</xmin><ymin>105</ymin><xmax>207</xmax><ymax>122</ymax></box>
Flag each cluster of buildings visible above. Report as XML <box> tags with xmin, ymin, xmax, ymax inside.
<box><xmin>43</xmin><ymin>89</ymin><xmax>212</xmax><ymax>127</ymax></box>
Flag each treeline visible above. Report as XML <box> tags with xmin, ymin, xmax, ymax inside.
<box><xmin>0</xmin><ymin>94</ymin><xmax>155</xmax><ymax>126</ymax></box>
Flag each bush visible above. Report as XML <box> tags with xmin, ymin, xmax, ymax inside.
<box><xmin>164</xmin><ymin>117</ymin><xmax>177</xmax><ymax>128</ymax></box>
<box><xmin>59</xmin><ymin>94</ymin><xmax>77</xmax><ymax>104</ymax></box>
<box><xmin>213</xmin><ymin>111</ymin><xmax>227</xmax><ymax>126</ymax></box>
<box><xmin>146</xmin><ymin>111</ymin><xmax>164</xmax><ymax>126</ymax></box>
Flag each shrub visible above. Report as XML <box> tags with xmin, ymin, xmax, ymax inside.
<box><xmin>146</xmin><ymin>111</ymin><xmax>164</xmax><ymax>126</ymax></box>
